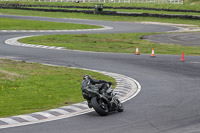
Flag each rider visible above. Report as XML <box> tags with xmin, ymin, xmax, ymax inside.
<box><xmin>81</xmin><ymin>75</ymin><xmax>113</xmax><ymax>108</ymax></box>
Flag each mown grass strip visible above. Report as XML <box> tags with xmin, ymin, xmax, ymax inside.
<box><xmin>0</xmin><ymin>59</ymin><xmax>115</xmax><ymax>117</ymax></box>
<box><xmin>1</xmin><ymin>1</ymin><xmax>200</xmax><ymax>11</ymax></box>
<box><xmin>0</xmin><ymin>17</ymin><xmax>101</xmax><ymax>30</ymax></box>
<box><xmin>20</xmin><ymin>6</ymin><xmax>200</xmax><ymax>16</ymax></box>
<box><xmin>19</xmin><ymin>33</ymin><xmax>200</xmax><ymax>56</ymax></box>
<box><xmin>108</xmin><ymin>9</ymin><xmax>200</xmax><ymax>16</ymax></box>
<box><xmin>1</xmin><ymin>9</ymin><xmax>200</xmax><ymax>27</ymax></box>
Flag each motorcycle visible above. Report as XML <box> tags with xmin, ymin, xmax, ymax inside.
<box><xmin>82</xmin><ymin>84</ymin><xmax>123</xmax><ymax>116</ymax></box>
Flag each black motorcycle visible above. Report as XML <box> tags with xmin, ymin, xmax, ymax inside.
<box><xmin>82</xmin><ymin>84</ymin><xmax>123</xmax><ymax>116</ymax></box>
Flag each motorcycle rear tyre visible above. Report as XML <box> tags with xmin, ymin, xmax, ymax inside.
<box><xmin>91</xmin><ymin>97</ymin><xmax>109</xmax><ymax>116</ymax></box>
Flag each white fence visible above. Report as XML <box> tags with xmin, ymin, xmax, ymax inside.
<box><xmin>0</xmin><ymin>0</ymin><xmax>184</xmax><ymax>4</ymax></box>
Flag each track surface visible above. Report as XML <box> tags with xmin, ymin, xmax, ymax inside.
<box><xmin>0</xmin><ymin>15</ymin><xmax>200</xmax><ymax>133</ymax></box>
<box><xmin>143</xmin><ymin>32</ymin><xmax>200</xmax><ymax>46</ymax></box>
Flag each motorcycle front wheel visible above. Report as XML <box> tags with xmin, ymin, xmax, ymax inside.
<box><xmin>91</xmin><ymin>97</ymin><xmax>109</xmax><ymax>116</ymax></box>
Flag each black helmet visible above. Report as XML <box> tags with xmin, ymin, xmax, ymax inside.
<box><xmin>83</xmin><ymin>75</ymin><xmax>92</xmax><ymax>80</ymax></box>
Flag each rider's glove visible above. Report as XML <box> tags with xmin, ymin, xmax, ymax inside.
<box><xmin>108</xmin><ymin>82</ymin><xmax>113</xmax><ymax>86</ymax></box>
<box><xmin>99</xmin><ymin>94</ymin><xmax>103</xmax><ymax>98</ymax></box>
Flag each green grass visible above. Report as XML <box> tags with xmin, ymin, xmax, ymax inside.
<box><xmin>0</xmin><ymin>17</ymin><xmax>101</xmax><ymax>30</ymax></box>
<box><xmin>18</xmin><ymin>33</ymin><xmax>200</xmax><ymax>56</ymax></box>
<box><xmin>107</xmin><ymin>9</ymin><xmax>200</xmax><ymax>16</ymax></box>
<box><xmin>1</xmin><ymin>9</ymin><xmax>200</xmax><ymax>27</ymax></box>
<box><xmin>1</xmin><ymin>1</ymin><xmax>200</xmax><ymax>10</ymax></box>
<box><xmin>184</xmin><ymin>0</ymin><xmax>200</xmax><ymax>4</ymax></box>
<box><xmin>24</xmin><ymin>6</ymin><xmax>200</xmax><ymax>16</ymax></box>
<box><xmin>0</xmin><ymin>59</ymin><xmax>115</xmax><ymax>117</ymax></box>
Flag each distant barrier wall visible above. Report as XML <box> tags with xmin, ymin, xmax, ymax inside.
<box><xmin>0</xmin><ymin>0</ymin><xmax>184</xmax><ymax>4</ymax></box>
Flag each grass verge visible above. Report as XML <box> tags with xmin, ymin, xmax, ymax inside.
<box><xmin>1</xmin><ymin>9</ymin><xmax>200</xmax><ymax>27</ymax></box>
<box><xmin>0</xmin><ymin>59</ymin><xmax>115</xmax><ymax>117</ymax></box>
<box><xmin>23</xmin><ymin>7</ymin><xmax>200</xmax><ymax>16</ymax></box>
<box><xmin>1</xmin><ymin>1</ymin><xmax>200</xmax><ymax>10</ymax></box>
<box><xmin>105</xmin><ymin>9</ymin><xmax>200</xmax><ymax>16</ymax></box>
<box><xmin>19</xmin><ymin>33</ymin><xmax>200</xmax><ymax>56</ymax></box>
<box><xmin>0</xmin><ymin>17</ymin><xmax>101</xmax><ymax>30</ymax></box>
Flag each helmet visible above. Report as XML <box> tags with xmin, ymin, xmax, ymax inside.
<box><xmin>83</xmin><ymin>75</ymin><xmax>92</xmax><ymax>80</ymax></box>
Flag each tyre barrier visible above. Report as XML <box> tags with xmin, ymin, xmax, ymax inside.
<box><xmin>1</xmin><ymin>4</ymin><xmax>200</xmax><ymax>13</ymax></box>
<box><xmin>1</xmin><ymin>7</ymin><xmax>200</xmax><ymax>20</ymax></box>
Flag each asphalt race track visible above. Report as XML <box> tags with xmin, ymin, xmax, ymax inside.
<box><xmin>143</xmin><ymin>32</ymin><xmax>200</xmax><ymax>46</ymax></box>
<box><xmin>0</xmin><ymin>15</ymin><xmax>200</xmax><ymax>133</ymax></box>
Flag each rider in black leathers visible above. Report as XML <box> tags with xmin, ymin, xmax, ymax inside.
<box><xmin>81</xmin><ymin>75</ymin><xmax>112</xmax><ymax>108</ymax></box>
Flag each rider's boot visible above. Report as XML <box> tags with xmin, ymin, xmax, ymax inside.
<box><xmin>87</xmin><ymin>100</ymin><xmax>92</xmax><ymax>108</ymax></box>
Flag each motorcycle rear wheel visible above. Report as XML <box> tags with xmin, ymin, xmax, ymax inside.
<box><xmin>91</xmin><ymin>97</ymin><xmax>109</xmax><ymax>116</ymax></box>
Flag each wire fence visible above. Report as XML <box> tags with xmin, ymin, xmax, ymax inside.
<box><xmin>0</xmin><ymin>0</ymin><xmax>184</xmax><ymax>4</ymax></box>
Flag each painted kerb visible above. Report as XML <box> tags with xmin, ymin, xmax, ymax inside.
<box><xmin>0</xmin><ymin>65</ymin><xmax>141</xmax><ymax>129</ymax></box>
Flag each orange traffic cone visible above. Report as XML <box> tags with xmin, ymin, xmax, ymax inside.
<box><xmin>135</xmin><ymin>46</ymin><xmax>140</xmax><ymax>55</ymax></box>
<box><xmin>180</xmin><ymin>51</ymin><xmax>185</xmax><ymax>61</ymax></box>
<box><xmin>151</xmin><ymin>48</ymin><xmax>155</xmax><ymax>57</ymax></box>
